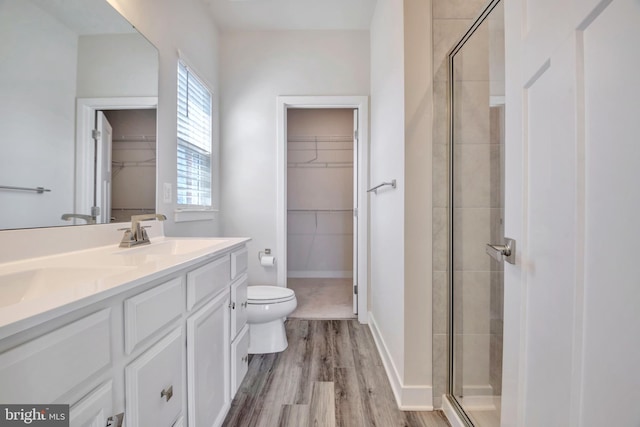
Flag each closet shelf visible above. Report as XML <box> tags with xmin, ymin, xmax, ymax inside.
<box><xmin>288</xmin><ymin>147</ymin><xmax>353</xmax><ymax>152</ymax></box>
<box><xmin>287</xmin><ymin>135</ymin><xmax>352</xmax><ymax>143</ymax></box>
<box><xmin>288</xmin><ymin>209</ymin><xmax>353</xmax><ymax>213</ymax></box>
<box><xmin>112</xmin><ymin>134</ymin><xmax>156</xmax><ymax>142</ymax></box>
<box><xmin>112</xmin><ymin>160</ymin><xmax>156</xmax><ymax>168</ymax></box>
<box><xmin>287</xmin><ymin>162</ymin><xmax>353</xmax><ymax>168</ymax></box>
<box><xmin>111</xmin><ymin>207</ymin><xmax>155</xmax><ymax>211</ymax></box>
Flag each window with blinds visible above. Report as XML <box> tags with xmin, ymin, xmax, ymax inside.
<box><xmin>177</xmin><ymin>61</ymin><xmax>212</xmax><ymax>208</ymax></box>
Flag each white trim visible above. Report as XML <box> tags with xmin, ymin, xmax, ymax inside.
<box><xmin>174</xmin><ymin>209</ymin><xmax>217</xmax><ymax>223</ymax></box>
<box><xmin>442</xmin><ymin>395</ymin><xmax>467</xmax><ymax>427</ymax></box>
<box><xmin>368</xmin><ymin>312</ymin><xmax>434</xmax><ymax>410</ymax></box>
<box><xmin>287</xmin><ymin>271</ymin><xmax>353</xmax><ymax>279</ymax></box>
<box><xmin>276</xmin><ymin>95</ymin><xmax>369</xmax><ymax>324</ymax></box>
<box><xmin>399</xmin><ymin>385</ymin><xmax>435</xmax><ymax>411</ymax></box>
<box><xmin>75</xmin><ymin>97</ymin><xmax>158</xmax><ymax>221</ymax></box>
<box><xmin>176</xmin><ymin>50</ymin><xmax>215</xmax><ymax>94</ymax></box>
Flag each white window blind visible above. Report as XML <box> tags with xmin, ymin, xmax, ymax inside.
<box><xmin>177</xmin><ymin>61</ymin><xmax>212</xmax><ymax>208</ymax></box>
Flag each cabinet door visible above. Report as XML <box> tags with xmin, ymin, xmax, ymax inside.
<box><xmin>187</xmin><ymin>289</ymin><xmax>230</xmax><ymax>427</ymax></box>
<box><xmin>230</xmin><ymin>274</ymin><xmax>248</xmax><ymax>338</ymax></box>
<box><xmin>125</xmin><ymin>328</ymin><xmax>183</xmax><ymax>427</ymax></box>
<box><xmin>230</xmin><ymin>325</ymin><xmax>250</xmax><ymax>397</ymax></box>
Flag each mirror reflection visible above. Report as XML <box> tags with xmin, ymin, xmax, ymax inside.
<box><xmin>0</xmin><ymin>0</ymin><xmax>159</xmax><ymax>230</ymax></box>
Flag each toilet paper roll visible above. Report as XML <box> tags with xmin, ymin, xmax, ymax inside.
<box><xmin>260</xmin><ymin>255</ymin><xmax>276</xmax><ymax>267</ymax></box>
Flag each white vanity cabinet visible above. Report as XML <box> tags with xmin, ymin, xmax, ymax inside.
<box><xmin>229</xmin><ymin>273</ymin><xmax>249</xmax><ymax>396</ymax></box>
<box><xmin>0</xmin><ymin>240</ymin><xmax>250</xmax><ymax>427</ymax></box>
<box><xmin>185</xmin><ymin>255</ymin><xmax>232</xmax><ymax>427</ymax></box>
<box><xmin>229</xmin><ymin>248</ymin><xmax>249</xmax><ymax>397</ymax></box>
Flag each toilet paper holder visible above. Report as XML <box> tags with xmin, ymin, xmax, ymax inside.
<box><xmin>258</xmin><ymin>248</ymin><xmax>271</xmax><ymax>260</ymax></box>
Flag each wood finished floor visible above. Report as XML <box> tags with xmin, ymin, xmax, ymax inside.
<box><xmin>223</xmin><ymin>320</ymin><xmax>451</xmax><ymax>427</ymax></box>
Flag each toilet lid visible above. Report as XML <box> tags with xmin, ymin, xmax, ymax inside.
<box><xmin>247</xmin><ymin>285</ymin><xmax>295</xmax><ymax>304</ymax></box>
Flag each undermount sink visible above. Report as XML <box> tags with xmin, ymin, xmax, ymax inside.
<box><xmin>0</xmin><ymin>266</ymin><xmax>135</xmax><ymax>308</ymax></box>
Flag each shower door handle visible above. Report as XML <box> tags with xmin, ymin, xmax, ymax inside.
<box><xmin>486</xmin><ymin>238</ymin><xmax>516</xmax><ymax>264</ymax></box>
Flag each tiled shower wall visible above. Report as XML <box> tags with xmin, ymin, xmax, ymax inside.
<box><xmin>431</xmin><ymin>0</ymin><xmax>487</xmax><ymax>409</ymax></box>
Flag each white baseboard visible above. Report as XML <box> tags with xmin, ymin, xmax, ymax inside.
<box><xmin>287</xmin><ymin>270</ymin><xmax>353</xmax><ymax>278</ymax></box>
<box><xmin>367</xmin><ymin>312</ymin><xmax>433</xmax><ymax>410</ymax></box>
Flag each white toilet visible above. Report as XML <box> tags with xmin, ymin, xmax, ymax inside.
<box><xmin>246</xmin><ymin>285</ymin><xmax>297</xmax><ymax>354</ymax></box>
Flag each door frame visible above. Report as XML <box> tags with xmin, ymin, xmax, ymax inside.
<box><xmin>75</xmin><ymin>97</ymin><xmax>158</xmax><ymax>221</ymax></box>
<box><xmin>276</xmin><ymin>96</ymin><xmax>369</xmax><ymax>323</ymax></box>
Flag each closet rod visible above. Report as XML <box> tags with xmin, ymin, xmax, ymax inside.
<box><xmin>287</xmin><ymin>163</ymin><xmax>353</xmax><ymax>168</ymax></box>
<box><xmin>113</xmin><ymin>161</ymin><xmax>156</xmax><ymax>167</ymax></box>
<box><xmin>287</xmin><ymin>135</ymin><xmax>353</xmax><ymax>143</ymax></box>
<box><xmin>112</xmin><ymin>135</ymin><xmax>156</xmax><ymax>142</ymax></box>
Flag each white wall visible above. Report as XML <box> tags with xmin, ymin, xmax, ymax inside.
<box><xmin>106</xmin><ymin>0</ymin><xmax>221</xmax><ymax>237</ymax></box>
<box><xmin>369</xmin><ymin>0</ymin><xmax>435</xmax><ymax>408</ymax></box>
<box><xmin>76</xmin><ymin>33</ymin><xmax>158</xmax><ymax>98</ymax></box>
<box><xmin>369</xmin><ymin>0</ymin><xmax>407</xmax><ymax>387</ymax></box>
<box><xmin>219</xmin><ymin>30</ymin><xmax>370</xmax><ymax>284</ymax></box>
<box><xmin>0</xmin><ymin>1</ymin><xmax>77</xmax><ymax>229</ymax></box>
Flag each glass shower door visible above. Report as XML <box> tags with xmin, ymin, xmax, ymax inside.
<box><xmin>449</xmin><ymin>1</ymin><xmax>505</xmax><ymax>426</ymax></box>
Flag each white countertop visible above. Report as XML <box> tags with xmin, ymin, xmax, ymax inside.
<box><xmin>0</xmin><ymin>234</ymin><xmax>250</xmax><ymax>340</ymax></box>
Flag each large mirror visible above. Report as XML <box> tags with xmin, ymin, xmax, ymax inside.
<box><xmin>0</xmin><ymin>0</ymin><xmax>159</xmax><ymax>230</ymax></box>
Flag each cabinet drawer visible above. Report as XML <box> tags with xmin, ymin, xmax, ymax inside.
<box><xmin>230</xmin><ymin>274</ymin><xmax>248</xmax><ymax>338</ymax></box>
<box><xmin>0</xmin><ymin>309</ymin><xmax>111</xmax><ymax>404</ymax></box>
<box><xmin>187</xmin><ymin>256</ymin><xmax>230</xmax><ymax>310</ymax></box>
<box><xmin>69</xmin><ymin>381</ymin><xmax>113</xmax><ymax>427</ymax></box>
<box><xmin>125</xmin><ymin>277</ymin><xmax>183</xmax><ymax>354</ymax></box>
<box><xmin>125</xmin><ymin>328</ymin><xmax>183</xmax><ymax>427</ymax></box>
<box><xmin>231</xmin><ymin>325</ymin><xmax>250</xmax><ymax>396</ymax></box>
<box><xmin>231</xmin><ymin>247</ymin><xmax>248</xmax><ymax>280</ymax></box>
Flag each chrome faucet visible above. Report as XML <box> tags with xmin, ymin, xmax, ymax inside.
<box><xmin>61</xmin><ymin>213</ymin><xmax>96</xmax><ymax>224</ymax></box>
<box><xmin>119</xmin><ymin>214</ymin><xmax>167</xmax><ymax>248</ymax></box>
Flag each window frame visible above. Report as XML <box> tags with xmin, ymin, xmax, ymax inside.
<box><xmin>174</xmin><ymin>59</ymin><xmax>217</xmax><ymax>222</ymax></box>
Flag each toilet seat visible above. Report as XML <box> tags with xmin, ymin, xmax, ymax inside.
<box><xmin>247</xmin><ymin>285</ymin><xmax>295</xmax><ymax>304</ymax></box>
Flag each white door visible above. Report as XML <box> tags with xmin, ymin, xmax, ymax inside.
<box><xmin>352</xmin><ymin>108</ymin><xmax>359</xmax><ymax>314</ymax></box>
<box><xmin>502</xmin><ymin>1</ymin><xmax>640</xmax><ymax>426</ymax></box>
<box><xmin>95</xmin><ymin>112</ymin><xmax>112</xmax><ymax>223</ymax></box>
<box><xmin>186</xmin><ymin>290</ymin><xmax>230</xmax><ymax>427</ymax></box>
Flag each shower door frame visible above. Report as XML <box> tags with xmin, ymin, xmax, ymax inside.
<box><xmin>446</xmin><ymin>0</ymin><xmax>504</xmax><ymax>425</ymax></box>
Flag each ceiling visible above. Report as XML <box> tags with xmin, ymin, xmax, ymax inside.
<box><xmin>204</xmin><ymin>0</ymin><xmax>378</xmax><ymax>31</ymax></box>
